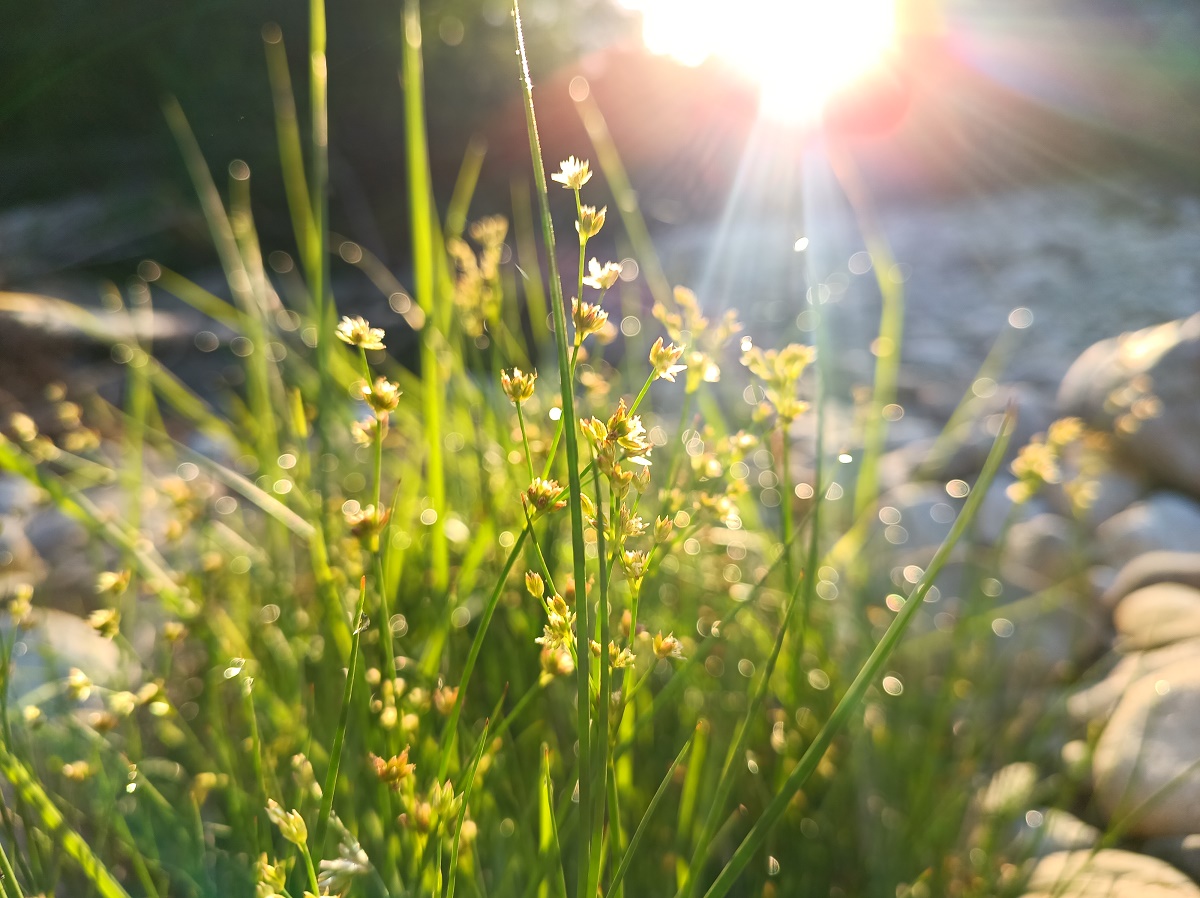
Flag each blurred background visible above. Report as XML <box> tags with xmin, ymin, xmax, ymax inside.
<box><xmin>3</xmin><ymin>0</ymin><xmax>1200</xmax><ymax>405</ymax></box>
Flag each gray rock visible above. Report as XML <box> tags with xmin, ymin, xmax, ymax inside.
<box><xmin>1102</xmin><ymin>552</ymin><xmax>1200</xmax><ymax>610</ymax></box>
<box><xmin>1020</xmin><ymin>849</ymin><xmax>1200</xmax><ymax>897</ymax></box>
<box><xmin>2</xmin><ymin>607</ymin><xmax>127</xmax><ymax>702</ymax></box>
<box><xmin>1003</xmin><ymin>513</ymin><xmax>1083</xmax><ymax>590</ymax></box>
<box><xmin>974</xmin><ymin>474</ymin><xmax>1054</xmax><ymax>546</ymax></box>
<box><xmin>0</xmin><ymin>514</ymin><xmax>44</xmax><ymax>593</ymax></box>
<box><xmin>1068</xmin><ymin>639</ymin><xmax>1200</xmax><ymax>724</ymax></box>
<box><xmin>1058</xmin><ymin>312</ymin><xmax>1200</xmax><ymax>499</ymax></box>
<box><xmin>0</xmin><ymin>476</ymin><xmax>43</xmax><ymax>516</ymax></box>
<box><xmin>1096</xmin><ymin>493</ymin><xmax>1200</xmax><ymax>570</ymax></box>
<box><xmin>1143</xmin><ymin>834</ymin><xmax>1200</xmax><ymax>884</ymax></box>
<box><xmin>1011</xmin><ymin>809</ymin><xmax>1101</xmax><ymax>858</ymax></box>
<box><xmin>1144</xmin><ymin>834</ymin><xmax>1200</xmax><ymax>884</ymax></box>
<box><xmin>1114</xmin><ymin>583</ymin><xmax>1200</xmax><ymax>651</ymax></box>
<box><xmin>1093</xmin><ymin>658</ymin><xmax>1200</xmax><ymax>837</ymax></box>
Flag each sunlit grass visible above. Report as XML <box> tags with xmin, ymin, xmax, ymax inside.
<box><xmin>0</xmin><ymin>2</ymin><xmax>1106</xmax><ymax>898</ymax></box>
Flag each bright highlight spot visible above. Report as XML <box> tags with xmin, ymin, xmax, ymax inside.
<box><xmin>619</xmin><ymin>0</ymin><xmax>896</xmax><ymax>122</ymax></box>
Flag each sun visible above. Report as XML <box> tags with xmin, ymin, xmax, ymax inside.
<box><xmin>618</xmin><ymin>0</ymin><xmax>898</xmax><ymax>123</ymax></box>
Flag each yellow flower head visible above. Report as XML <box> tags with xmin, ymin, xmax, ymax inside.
<box><xmin>358</xmin><ymin>377</ymin><xmax>401</xmax><ymax>415</ymax></box>
<box><xmin>649</xmin><ymin>337</ymin><xmax>687</xmax><ymax>382</ymax></box>
<box><xmin>551</xmin><ymin>156</ymin><xmax>592</xmax><ymax>191</ymax></box>
<box><xmin>336</xmin><ymin>316</ymin><xmax>386</xmax><ymax>351</ymax></box>
<box><xmin>572</xmin><ymin>298</ymin><xmax>609</xmax><ymax>343</ymax></box>
<box><xmin>501</xmin><ymin>368</ymin><xmax>537</xmax><ymax>405</ymax></box>
<box><xmin>576</xmin><ymin>205</ymin><xmax>607</xmax><ymax>243</ymax></box>
<box><xmin>583</xmin><ymin>258</ymin><xmax>622</xmax><ymax>291</ymax></box>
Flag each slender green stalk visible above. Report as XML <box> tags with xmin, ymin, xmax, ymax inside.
<box><xmin>516</xmin><ymin>403</ymin><xmax>536</xmax><ymax>484</ymax></box>
<box><xmin>512</xmin><ymin>7</ymin><xmax>592</xmax><ymax>896</ymax></box>
<box><xmin>263</xmin><ymin>24</ymin><xmax>315</xmax><ymax>275</ymax></box>
<box><xmin>445</xmin><ymin>136</ymin><xmax>488</xmax><ymax>242</ymax></box>
<box><xmin>299</xmin><ymin>842</ymin><xmax>321</xmax><ymax>896</ymax></box>
<box><xmin>437</xmin><ymin>527</ymin><xmax>530</xmax><ymax>778</ymax></box>
<box><xmin>607</xmin><ymin>731</ymin><xmax>694</xmax><ymax>898</ymax></box>
<box><xmin>701</xmin><ymin>410</ymin><xmax>1014</xmax><ymax>898</ymax></box>
<box><xmin>680</xmin><ymin>546</ymin><xmax>811</xmax><ymax>898</ymax></box>
<box><xmin>0</xmin><ymin>742</ymin><xmax>130</xmax><ymax>898</ymax></box>
<box><xmin>540</xmin><ymin>747</ymin><xmax>569</xmax><ymax>898</ymax></box>
<box><xmin>403</xmin><ymin>0</ymin><xmax>449</xmax><ymax>592</ymax></box>
<box><xmin>446</xmin><ymin>717</ymin><xmax>493</xmax><ymax>898</ymax></box>
<box><xmin>777</xmin><ymin>425</ymin><xmax>795</xmax><ymax>591</ymax></box>
<box><xmin>588</xmin><ymin>464</ymin><xmax>610</xmax><ymax>898</ymax></box>
<box><xmin>313</xmin><ymin>578</ymin><xmax>369</xmax><ymax>852</ymax></box>
<box><xmin>0</xmin><ymin>830</ymin><xmax>23</xmax><ymax>898</ymax></box>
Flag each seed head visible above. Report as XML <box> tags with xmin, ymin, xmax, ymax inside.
<box><xmin>358</xmin><ymin>377</ymin><xmax>401</xmax><ymax>415</ymax></box>
<box><xmin>653</xmin><ymin>631</ymin><xmax>685</xmax><ymax>660</ymax></box>
<box><xmin>351</xmin><ymin>416</ymin><xmax>385</xmax><ymax>446</ymax></box>
<box><xmin>95</xmin><ymin>570</ymin><xmax>131</xmax><ymax>596</ymax></box>
<box><xmin>266</xmin><ymin>799</ymin><xmax>308</xmax><ymax>846</ymax></box>
<box><xmin>540</xmin><ymin>645</ymin><xmax>574</xmax><ymax>677</ymax></box>
<box><xmin>257</xmin><ymin>854</ymin><xmax>288</xmax><ymax>898</ymax></box>
<box><xmin>7</xmin><ymin>584</ymin><xmax>34</xmax><ymax>629</ymax></box>
<box><xmin>609</xmin><ymin>642</ymin><xmax>636</xmax><ymax>669</ymax></box>
<box><xmin>66</xmin><ymin>668</ymin><xmax>92</xmax><ymax>702</ymax></box>
<box><xmin>576</xmin><ymin>205</ymin><xmax>607</xmax><ymax>243</ymax></box>
<box><xmin>369</xmin><ymin>748</ymin><xmax>416</xmax><ymax>789</ymax></box>
<box><xmin>88</xmin><ymin>608</ymin><xmax>121</xmax><ymax>640</ymax></box>
<box><xmin>501</xmin><ymin>367</ymin><xmax>538</xmax><ymax>405</ymax></box>
<box><xmin>345</xmin><ymin>504</ymin><xmax>390</xmax><ymax>541</ymax></box>
<box><xmin>579</xmin><ymin>416</ymin><xmax>607</xmax><ymax>445</ymax></box>
<box><xmin>649</xmin><ymin>337</ymin><xmax>687</xmax><ymax>382</ymax></box>
<box><xmin>583</xmin><ymin>258</ymin><xmax>622</xmax><ymax>291</ymax></box>
<box><xmin>525</xmin><ymin>571</ymin><xmax>545</xmax><ymax>599</ymax></box>
<box><xmin>524</xmin><ymin>478</ymin><xmax>567</xmax><ymax>517</ymax></box>
<box><xmin>572</xmin><ymin>298</ymin><xmax>609</xmax><ymax>343</ymax></box>
<box><xmin>551</xmin><ymin>156</ymin><xmax>592</xmax><ymax>191</ymax></box>
<box><xmin>336</xmin><ymin>315</ymin><xmax>386</xmax><ymax>351</ymax></box>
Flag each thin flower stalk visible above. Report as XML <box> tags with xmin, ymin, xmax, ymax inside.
<box><xmin>313</xmin><ymin>578</ymin><xmax>369</xmax><ymax>853</ymax></box>
<box><xmin>514</xmin><ymin>10</ymin><xmax>593</xmax><ymax>895</ymax></box>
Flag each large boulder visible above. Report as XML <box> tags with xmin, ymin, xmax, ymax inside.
<box><xmin>1059</xmin><ymin>313</ymin><xmax>1200</xmax><ymax>498</ymax></box>
<box><xmin>1101</xmin><ymin>552</ymin><xmax>1200</xmax><ymax>609</ymax></box>
<box><xmin>1113</xmin><ymin>583</ymin><xmax>1200</xmax><ymax>651</ymax></box>
<box><xmin>1096</xmin><ymin>493</ymin><xmax>1200</xmax><ymax>570</ymax></box>
<box><xmin>1020</xmin><ymin>849</ymin><xmax>1200</xmax><ymax>898</ymax></box>
<box><xmin>1092</xmin><ymin>658</ymin><xmax>1200</xmax><ymax>837</ymax></box>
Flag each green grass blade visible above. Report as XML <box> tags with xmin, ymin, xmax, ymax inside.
<box><xmin>446</xmin><ymin>136</ymin><xmax>488</xmax><ymax>242</ymax></box>
<box><xmin>437</xmin><ymin>526</ymin><xmax>530</xmax><ymax>779</ymax></box>
<box><xmin>262</xmin><ymin>23</ymin><xmax>316</xmax><ymax>271</ymax></box>
<box><xmin>445</xmin><ymin>713</ymin><xmax>494</xmax><ymax>898</ymax></box>
<box><xmin>403</xmin><ymin>0</ymin><xmax>450</xmax><ymax>593</ymax></box>
<box><xmin>607</xmin><ymin>728</ymin><xmax>694</xmax><ymax>898</ymax></box>
<box><xmin>313</xmin><ymin>577</ymin><xmax>369</xmax><ymax>852</ymax></box>
<box><xmin>512</xmin><ymin>7</ymin><xmax>593</xmax><ymax>894</ymax></box>
<box><xmin>701</xmin><ymin>409</ymin><xmax>1015</xmax><ymax>898</ymax></box>
<box><xmin>0</xmin><ymin>742</ymin><xmax>130</xmax><ymax>898</ymax></box>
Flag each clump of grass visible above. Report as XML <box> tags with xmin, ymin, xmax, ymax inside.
<box><xmin>0</xmin><ymin>3</ymin><xmax>1079</xmax><ymax>898</ymax></box>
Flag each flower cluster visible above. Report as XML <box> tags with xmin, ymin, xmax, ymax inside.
<box><xmin>654</xmin><ymin>286</ymin><xmax>742</xmax><ymax>393</ymax></box>
<box><xmin>742</xmin><ymin>342</ymin><xmax>816</xmax><ymax>424</ymax></box>
<box><xmin>1008</xmin><ymin>416</ymin><xmax>1086</xmax><ymax>504</ymax></box>
<box><xmin>450</xmin><ymin>215</ymin><xmax>508</xmax><ymax>339</ymax></box>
